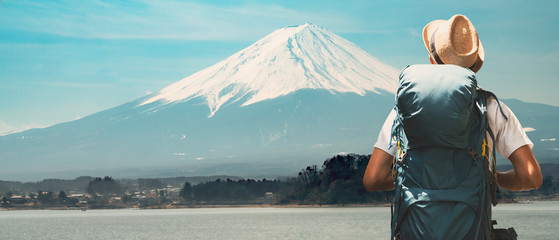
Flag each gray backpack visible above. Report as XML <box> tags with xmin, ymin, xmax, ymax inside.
<box><xmin>390</xmin><ymin>64</ymin><xmax>506</xmax><ymax>239</ymax></box>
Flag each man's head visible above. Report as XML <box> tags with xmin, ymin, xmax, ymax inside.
<box><xmin>423</xmin><ymin>14</ymin><xmax>484</xmax><ymax>73</ymax></box>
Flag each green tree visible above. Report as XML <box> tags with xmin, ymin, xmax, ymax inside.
<box><xmin>1</xmin><ymin>196</ymin><xmax>10</xmax><ymax>207</ymax></box>
<box><xmin>87</xmin><ymin>176</ymin><xmax>122</xmax><ymax>195</ymax></box>
<box><xmin>38</xmin><ymin>191</ymin><xmax>55</xmax><ymax>205</ymax></box>
<box><xmin>58</xmin><ymin>191</ymin><xmax>67</xmax><ymax>203</ymax></box>
<box><xmin>122</xmin><ymin>194</ymin><xmax>133</xmax><ymax>204</ymax></box>
<box><xmin>180</xmin><ymin>182</ymin><xmax>192</xmax><ymax>201</ymax></box>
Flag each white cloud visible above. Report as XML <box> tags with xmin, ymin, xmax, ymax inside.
<box><xmin>0</xmin><ymin>121</ymin><xmax>14</xmax><ymax>136</ymax></box>
<box><xmin>540</xmin><ymin>138</ymin><xmax>556</xmax><ymax>142</ymax></box>
<box><xmin>311</xmin><ymin>143</ymin><xmax>332</xmax><ymax>149</ymax></box>
<box><xmin>408</xmin><ymin>27</ymin><xmax>420</xmax><ymax>37</ymax></box>
<box><xmin>523</xmin><ymin>127</ymin><xmax>536</xmax><ymax>132</ymax></box>
<box><xmin>0</xmin><ymin>120</ymin><xmax>44</xmax><ymax>136</ymax></box>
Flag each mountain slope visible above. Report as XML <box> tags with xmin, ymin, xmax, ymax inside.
<box><xmin>499</xmin><ymin>99</ymin><xmax>559</xmax><ymax>163</ymax></box>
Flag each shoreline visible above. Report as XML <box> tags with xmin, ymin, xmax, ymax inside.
<box><xmin>0</xmin><ymin>203</ymin><xmax>392</xmax><ymax>211</ymax></box>
<box><xmin>3</xmin><ymin>195</ymin><xmax>557</xmax><ymax>211</ymax></box>
<box><xmin>5</xmin><ymin>199</ymin><xmax>559</xmax><ymax>211</ymax></box>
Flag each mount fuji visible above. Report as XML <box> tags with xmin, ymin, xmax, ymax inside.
<box><xmin>2</xmin><ymin>24</ymin><xmax>556</xmax><ymax>181</ymax></box>
<box><xmin>139</xmin><ymin>23</ymin><xmax>397</xmax><ymax>117</ymax></box>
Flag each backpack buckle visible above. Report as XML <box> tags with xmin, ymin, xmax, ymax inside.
<box><xmin>397</xmin><ymin>151</ymin><xmax>407</xmax><ymax>163</ymax></box>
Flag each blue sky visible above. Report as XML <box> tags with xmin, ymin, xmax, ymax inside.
<box><xmin>1</xmin><ymin>0</ymin><xmax>558</xmax><ymax>134</ymax></box>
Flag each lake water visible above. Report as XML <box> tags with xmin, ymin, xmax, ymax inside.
<box><xmin>0</xmin><ymin>201</ymin><xmax>557</xmax><ymax>240</ymax></box>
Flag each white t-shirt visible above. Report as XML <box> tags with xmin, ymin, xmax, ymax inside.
<box><xmin>374</xmin><ymin>97</ymin><xmax>533</xmax><ymax>159</ymax></box>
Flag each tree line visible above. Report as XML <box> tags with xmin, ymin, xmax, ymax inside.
<box><xmin>275</xmin><ymin>154</ymin><xmax>392</xmax><ymax>204</ymax></box>
<box><xmin>180</xmin><ymin>178</ymin><xmax>284</xmax><ymax>204</ymax></box>
<box><xmin>176</xmin><ymin>154</ymin><xmax>558</xmax><ymax>205</ymax></box>
<box><xmin>177</xmin><ymin>154</ymin><xmax>394</xmax><ymax>205</ymax></box>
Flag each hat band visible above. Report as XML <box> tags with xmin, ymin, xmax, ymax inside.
<box><xmin>429</xmin><ymin>29</ymin><xmax>445</xmax><ymax>65</ymax></box>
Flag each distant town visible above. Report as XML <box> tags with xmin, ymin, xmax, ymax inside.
<box><xmin>2</xmin><ymin>155</ymin><xmax>558</xmax><ymax>210</ymax></box>
<box><xmin>0</xmin><ymin>175</ymin><xmax>280</xmax><ymax>210</ymax></box>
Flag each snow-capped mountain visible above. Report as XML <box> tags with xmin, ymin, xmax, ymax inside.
<box><xmin>1</xmin><ymin>24</ymin><xmax>557</xmax><ymax>181</ymax></box>
<box><xmin>141</xmin><ymin>23</ymin><xmax>397</xmax><ymax>117</ymax></box>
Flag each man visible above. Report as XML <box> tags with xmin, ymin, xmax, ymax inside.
<box><xmin>362</xmin><ymin>15</ymin><xmax>542</xmax><ymax>239</ymax></box>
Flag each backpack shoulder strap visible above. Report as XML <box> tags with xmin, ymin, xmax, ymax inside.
<box><xmin>476</xmin><ymin>88</ymin><xmax>505</xmax><ymax>207</ymax></box>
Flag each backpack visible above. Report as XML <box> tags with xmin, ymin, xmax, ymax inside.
<box><xmin>389</xmin><ymin>64</ymin><xmax>501</xmax><ymax>240</ymax></box>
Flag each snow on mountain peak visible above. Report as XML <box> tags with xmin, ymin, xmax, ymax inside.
<box><xmin>140</xmin><ymin>24</ymin><xmax>398</xmax><ymax>117</ymax></box>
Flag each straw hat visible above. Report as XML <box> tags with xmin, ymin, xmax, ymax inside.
<box><xmin>423</xmin><ymin>14</ymin><xmax>484</xmax><ymax>73</ymax></box>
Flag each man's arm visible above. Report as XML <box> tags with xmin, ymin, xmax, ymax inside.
<box><xmin>363</xmin><ymin>147</ymin><xmax>395</xmax><ymax>191</ymax></box>
<box><xmin>496</xmin><ymin>145</ymin><xmax>542</xmax><ymax>191</ymax></box>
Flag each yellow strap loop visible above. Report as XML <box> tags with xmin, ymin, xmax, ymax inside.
<box><xmin>391</xmin><ymin>141</ymin><xmax>401</xmax><ymax>180</ymax></box>
<box><xmin>482</xmin><ymin>137</ymin><xmax>496</xmax><ymax>174</ymax></box>
<box><xmin>398</xmin><ymin>141</ymin><xmax>402</xmax><ymax>157</ymax></box>
<box><xmin>482</xmin><ymin>138</ymin><xmax>487</xmax><ymax>157</ymax></box>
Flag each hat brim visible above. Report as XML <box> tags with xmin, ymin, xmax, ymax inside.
<box><xmin>422</xmin><ymin>20</ymin><xmax>445</xmax><ymax>56</ymax></box>
<box><xmin>422</xmin><ymin>17</ymin><xmax>485</xmax><ymax>73</ymax></box>
<box><xmin>469</xmin><ymin>41</ymin><xmax>484</xmax><ymax>73</ymax></box>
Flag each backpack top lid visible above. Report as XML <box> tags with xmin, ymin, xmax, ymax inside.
<box><xmin>396</xmin><ymin>64</ymin><xmax>478</xmax><ymax>149</ymax></box>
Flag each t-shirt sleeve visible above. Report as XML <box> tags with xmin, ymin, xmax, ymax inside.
<box><xmin>373</xmin><ymin>109</ymin><xmax>397</xmax><ymax>156</ymax></box>
<box><xmin>487</xmin><ymin>98</ymin><xmax>534</xmax><ymax>159</ymax></box>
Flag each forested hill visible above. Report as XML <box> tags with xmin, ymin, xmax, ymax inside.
<box><xmin>0</xmin><ymin>175</ymin><xmax>243</xmax><ymax>195</ymax></box>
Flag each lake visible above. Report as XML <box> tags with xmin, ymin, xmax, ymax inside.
<box><xmin>0</xmin><ymin>201</ymin><xmax>558</xmax><ymax>239</ymax></box>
